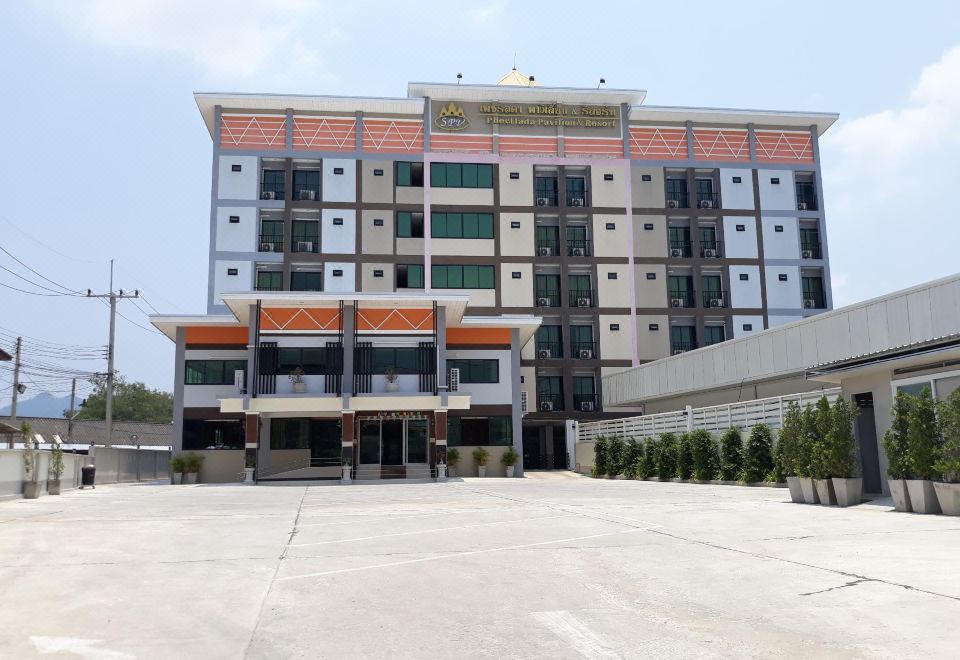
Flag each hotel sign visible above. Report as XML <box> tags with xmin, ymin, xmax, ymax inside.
<box><xmin>433</xmin><ymin>100</ymin><xmax>619</xmax><ymax>131</ymax></box>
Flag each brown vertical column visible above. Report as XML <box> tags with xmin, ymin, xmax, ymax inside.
<box><xmin>244</xmin><ymin>412</ymin><xmax>260</xmax><ymax>478</ymax></box>
<box><xmin>434</xmin><ymin>410</ymin><xmax>447</xmax><ymax>467</ymax></box>
<box><xmin>341</xmin><ymin>411</ymin><xmax>355</xmax><ymax>468</ymax></box>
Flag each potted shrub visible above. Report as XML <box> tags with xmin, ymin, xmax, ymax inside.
<box><xmin>501</xmin><ymin>447</ymin><xmax>519</xmax><ymax>477</ymax></box>
<box><xmin>882</xmin><ymin>391</ymin><xmax>913</xmax><ymax>511</ymax></box>
<box><xmin>676</xmin><ymin>432</ymin><xmax>693</xmax><ymax>481</ymax></box>
<box><xmin>341</xmin><ymin>456</ymin><xmax>352</xmax><ymax>484</ymax></box>
<box><xmin>656</xmin><ymin>433</ymin><xmax>677</xmax><ymax>481</ymax></box>
<box><xmin>905</xmin><ymin>387</ymin><xmax>942</xmax><ymax>514</ymax></box>
<box><xmin>243</xmin><ymin>453</ymin><xmax>256</xmax><ymax>484</ymax></box>
<box><xmin>607</xmin><ymin>435</ymin><xmax>626</xmax><ymax>478</ymax></box>
<box><xmin>718</xmin><ymin>427</ymin><xmax>744</xmax><ymax>485</ymax></box>
<box><xmin>809</xmin><ymin>397</ymin><xmax>837</xmax><ymax>505</ymax></box>
<box><xmin>447</xmin><ymin>448</ymin><xmax>460</xmax><ymax>478</ymax></box>
<box><xmin>636</xmin><ymin>438</ymin><xmax>653</xmax><ymax>480</ymax></box>
<box><xmin>622</xmin><ymin>438</ymin><xmax>641</xmax><ymax>479</ymax></box>
<box><xmin>384</xmin><ymin>367</ymin><xmax>399</xmax><ymax>392</ymax></box>
<box><xmin>48</xmin><ymin>439</ymin><xmax>65</xmax><ymax>495</ymax></box>
<box><xmin>183</xmin><ymin>452</ymin><xmax>204</xmax><ymax>484</ymax></box>
<box><xmin>171</xmin><ymin>455</ymin><xmax>186</xmax><ymax>484</ymax></box>
<box><xmin>828</xmin><ymin>396</ymin><xmax>861</xmax><ymax>507</ymax></box>
<box><xmin>934</xmin><ymin>388</ymin><xmax>960</xmax><ymax>515</ymax></box>
<box><xmin>778</xmin><ymin>404</ymin><xmax>805</xmax><ymax>503</ymax></box>
<box><xmin>796</xmin><ymin>406</ymin><xmax>820</xmax><ymax>503</ymax></box>
<box><xmin>743</xmin><ymin>423</ymin><xmax>775</xmax><ymax>485</ymax></box>
<box><xmin>21</xmin><ymin>423</ymin><xmax>42</xmax><ymax>499</ymax></box>
<box><xmin>289</xmin><ymin>367</ymin><xmax>307</xmax><ymax>394</ymax></box>
<box><xmin>473</xmin><ymin>447</ymin><xmax>490</xmax><ymax>477</ymax></box>
<box><xmin>690</xmin><ymin>429</ymin><xmax>718</xmax><ymax>482</ymax></box>
<box><xmin>592</xmin><ymin>436</ymin><xmax>609</xmax><ymax>478</ymax></box>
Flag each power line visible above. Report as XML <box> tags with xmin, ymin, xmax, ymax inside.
<box><xmin>0</xmin><ymin>243</ymin><xmax>84</xmax><ymax>295</ymax></box>
<box><xmin>0</xmin><ymin>280</ymin><xmax>78</xmax><ymax>297</ymax></box>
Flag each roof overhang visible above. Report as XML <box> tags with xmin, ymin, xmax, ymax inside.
<box><xmin>408</xmin><ymin>82</ymin><xmax>646</xmax><ymax>106</ymax></box>
<box><xmin>150</xmin><ymin>314</ymin><xmax>240</xmax><ymax>341</ymax></box>
<box><xmin>458</xmin><ymin>314</ymin><xmax>542</xmax><ymax>347</ymax></box>
<box><xmin>806</xmin><ymin>336</ymin><xmax>960</xmax><ymax>383</ymax></box>
<box><xmin>629</xmin><ymin>105</ymin><xmax>839</xmax><ymax>135</ymax></box>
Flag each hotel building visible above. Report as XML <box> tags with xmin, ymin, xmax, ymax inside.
<box><xmin>152</xmin><ymin>70</ymin><xmax>837</xmax><ymax>481</ymax></box>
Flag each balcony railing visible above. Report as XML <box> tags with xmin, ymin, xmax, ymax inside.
<box><xmin>535</xmin><ymin>341</ymin><xmax>562</xmax><ymax>359</ymax></box>
<box><xmin>573</xmin><ymin>393</ymin><xmax>601</xmax><ymax>413</ymax></box>
<box><xmin>293</xmin><ymin>183</ymin><xmax>320</xmax><ymax>202</ymax></box>
<box><xmin>668</xmin><ymin>290</ymin><xmax>696</xmax><ymax>309</ymax></box>
<box><xmin>568</xmin><ymin>289</ymin><xmax>595</xmax><ymax>308</ymax></box>
<box><xmin>696</xmin><ymin>191</ymin><xmax>721</xmax><ymax>210</ymax></box>
<box><xmin>537</xmin><ymin>393</ymin><xmax>564</xmax><ymax>412</ymax></box>
<box><xmin>800</xmin><ymin>242</ymin><xmax>822</xmax><ymax>259</ymax></box>
<box><xmin>803</xmin><ymin>293</ymin><xmax>827</xmax><ymax>310</ymax></box>
<box><xmin>699</xmin><ymin>240</ymin><xmax>723</xmax><ymax>258</ymax></box>
<box><xmin>566</xmin><ymin>191</ymin><xmax>590</xmax><ymax>208</ymax></box>
<box><xmin>535</xmin><ymin>291</ymin><xmax>561</xmax><ymax>307</ymax></box>
<box><xmin>571</xmin><ymin>341</ymin><xmax>598</xmax><ymax>360</ymax></box>
<box><xmin>535</xmin><ymin>190</ymin><xmax>559</xmax><ymax>207</ymax></box>
<box><xmin>702</xmin><ymin>290</ymin><xmax>727</xmax><ymax>309</ymax></box>
<box><xmin>668</xmin><ymin>240</ymin><xmax>692</xmax><ymax>258</ymax></box>
<box><xmin>671</xmin><ymin>341</ymin><xmax>697</xmax><ymax>355</ymax></box>
<box><xmin>258</xmin><ymin>237</ymin><xmax>283</xmax><ymax>253</ymax></box>
<box><xmin>567</xmin><ymin>238</ymin><xmax>592</xmax><ymax>257</ymax></box>
<box><xmin>796</xmin><ymin>183</ymin><xmax>819</xmax><ymax>211</ymax></box>
<box><xmin>291</xmin><ymin>236</ymin><xmax>319</xmax><ymax>253</ymax></box>
<box><xmin>666</xmin><ymin>189</ymin><xmax>689</xmax><ymax>209</ymax></box>
<box><xmin>260</xmin><ymin>180</ymin><xmax>285</xmax><ymax>201</ymax></box>
<box><xmin>535</xmin><ymin>239</ymin><xmax>560</xmax><ymax>257</ymax></box>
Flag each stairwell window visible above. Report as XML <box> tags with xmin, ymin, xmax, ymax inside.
<box><xmin>430</xmin><ymin>163</ymin><xmax>494</xmax><ymax>188</ymax></box>
<box><xmin>396</xmin><ymin>212</ymin><xmax>424</xmax><ymax>238</ymax></box>
<box><xmin>397</xmin><ymin>264</ymin><xmax>425</xmax><ymax>289</ymax></box>
<box><xmin>431</xmin><ymin>212</ymin><xmax>494</xmax><ymax>239</ymax></box>
<box><xmin>432</xmin><ymin>265</ymin><xmax>495</xmax><ymax>289</ymax></box>
<box><xmin>396</xmin><ymin>161</ymin><xmax>424</xmax><ymax>187</ymax></box>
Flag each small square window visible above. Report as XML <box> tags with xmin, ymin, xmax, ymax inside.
<box><xmin>373</xmin><ymin>168</ymin><xmax>384</xmax><ymax>176</ymax></box>
<box><xmin>333</xmin><ymin>218</ymin><xmax>344</xmax><ymax>226</ymax></box>
<box><xmin>739</xmin><ymin>273</ymin><xmax>749</xmax><ymax>281</ymax></box>
<box><xmin>227</xmin><ymin>268</ymin><xmax>238</xmax><ymax>276</ymax></box>
<box><xmin>511</xmin><ymin>271</ymin><xmax>522</xmax><ymax>279</ymax></box>
<box><xmin>607</xmin><ymin>272</ymin><xmax>618</xmax><ymax>280</ymax></box>
<box><xmin>373</xmin><ymin>269</ymin><xmax>384</xmax><ymax>278</ymax></box>
<box><xmin>510</xmin><ymin>221</ymin><xmax>521</xmax><ymax>229</ymax></box>
<box><xmin>520</xmin><ymin>375</ymin><xmax>524</xmax><ymax>384</ymax></box>
<box><xmin>648</xmin><ymin>323</ymin><xmax>659</xmax><ymax>331</ymax></box>
<box><xmin>373</xmin><ymin>218</ymin><xmax>384</xmax><ymax>227</ymax></box>
<box><xmin>646</xmin><ymin>272</ymin><xmax>656</xmax><ymax>280</ymax></box>
<box><xmin>509</xmin><ymin>172</ymin><xmax>520</xmax><ymax>180</ymax></box>
<box><xmin>332</xmin><ymin>269</ymin><xmax>343</xmax><ymax>277</ymax></box>
<box><xmin>641</xmin><ymin>174</ymin><xmax>652</xmax><ymax>182</ymax></box>
<box><xmin>333</xmin><ymin>167</ymin><xmax>344</xmax><ymax>175</ymax></box>
<box><xmin>743</xmin><ymin>323</ymin><xmax>753</xmax><ymax>331</ymax></box>
<box><xmin>774</xmin><ymin>225</ymin><xmax>784</xmax><ymax>233</ymax></box>
<box><xmin>229</xmin><ymin>215</ymin><xmax>240</xmax><ymax>224</ymax></box>
<box><xmin>231</xmin><ymin>164</ymin><xmax>242</xmax><ymax>172</ymax></box>
<box><xmin>771</xmin><ymin>177</ymin><xmax>780</xmax><ymax>184</ymax></box>
<box><xmin>603</xmin><ymin>173</ymin><xmax>614</xmax><ymax>181</ymax></box>
<box><xmin>610</xmin><ymin>323</ymin><xmax>620</xmax><ymax>331</ymax></box>
<box><xmin>605</xmin><ymin>222</ymin><xmax>616</xmax><ymax>230</ymax></box>
<box><xmin>732</xmin><ymin>176</ymin><xmax>742</xmax><ymax>183</ymax></box>
<box><xmin>778</xmin><ymin>273</ymin><xmax>788</xmax><ymax>282</ymax></box>
<box><xmin>644</xmin><ymin>223</ymin><xmax>654</xmax><ymax>231</ymax></box>
<box><xmin>736</xmin><ymin>224</ymin><xmax>746</xmax><ymax>232</ymax></box>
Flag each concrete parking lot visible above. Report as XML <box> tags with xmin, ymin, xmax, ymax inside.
<box><xmin>2</xmin><ymin>477</ymin><xmax>959</xmax><ymax>659</ymax></box>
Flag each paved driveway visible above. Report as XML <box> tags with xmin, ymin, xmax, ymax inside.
<box><xmin>2</xmin><ymin>478</ymin><xmax>959</xmax><ymax>658</ymax></box>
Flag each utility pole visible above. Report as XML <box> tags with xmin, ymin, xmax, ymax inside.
<box><xmin>9</xmin><ymin>337</ymin><xmax>22</xmax><ymax>448</ymax></box>
<box><xmin>86</xmin><ymin>260</ymin><xmax>138</xmax><ymax>449</ymax></box>
<box><xmin>67</xmin><ymin>377</ymin><xmax>77</xmax><ymax>443</ymax></box>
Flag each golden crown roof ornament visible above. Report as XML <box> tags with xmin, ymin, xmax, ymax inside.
<box><xmin>437</xmin><ymin>102</ymin><xmax>466</xmax><ymax>118</ymax></box>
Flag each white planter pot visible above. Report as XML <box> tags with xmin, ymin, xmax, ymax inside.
<box><xmin>798</xmin><ymin>477</ymin><xmax>820</xmax><ymax>504</ymax></box>
<box><xmin>888</xmin><ymin>478</ymin><xmax>911</xmax><ymax>512</ymax></box>
<box><xmin>385</xmin><ymin>381</ymin><xmax>399</xmax><ymax>392</ymax></box>
<box><xmin>905</xmin><ymin>480</ymin><xmax>941</xmax><ymax>514</ymax></box>
<box><xmin>832</xmin><ymin>477</ymin><xmax>862</xmax><ymax>507</ymax></box>
<box><xmin>173</xmin><ymin>472</ymin><xmax>183</xmax><ymax>485</ymax></box>
<box><xmin>505</xmin><ymin>465</ymin><xmax>515</xmax><ymax>478</ymax></box>
<box><xmin>243</xmin><ymin>467</ymin><xmax>255</xmax><ymax>484</ymax></box>
<box><xmin>184</xmin><ymin>472</ymin><xmax>198</xmax><ymax>485</ymax></box>
<box><xmin>477</xmin><ymin>465</ymin><xmax>487</xmax><ymax>478</ymax></box>
<box><xmin>292</xmin><ymin>382</ymin><xmax>307</xmax><ymax>394</ymax></box>
<box><xmin>933</xmin><ymin>482</ymin><xmax>960</xmax><ymax>516</ymax></box>
<box><xmin>341</xmin><ymin>466</ymin><xmax>352</xmax><ymax>484</ymax></box>
<box><xmin>436</xmin><ymin>464</ymin><xmax>447</xmax><ymax>481</ymax></box>
<box><xmin>814</xmin><ymin>479</ymin><xmax>836</xmax><ymax>505</ymax></box>
<box><xmin>785</xmin><ymin>476</ymin><xmax>805</xmax><ymax>503</ymax></box>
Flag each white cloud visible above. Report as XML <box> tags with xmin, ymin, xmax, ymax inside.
<box><xmin>821</xmin><ymin>45</ymin><xmax>960</xmax><ymax>307</ymax></box>
<box><xmin>44</xmin><ymin>0</ymin><xmax>338</xmax><ymax>85</ymax></box>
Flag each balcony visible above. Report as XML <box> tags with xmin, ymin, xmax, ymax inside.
<box><xmin>258</xmin><ymin>237</ymin><xmax>283</xmax><ymax>253</ymax></box>
<box><xmin>537</xmin><ymin>393</ymin><xmax>564</xmax><ymax>413</ymax></box>
<box><xmin>571</xmin><ymin>341</ymin><xmax>598</xmax><ymax>360</ymax></box>
<box><xmin>535</xmin><ymin>341</ymin><xmax>562</xmax><ymax>360</ymax></box>
<box><xmin>535</xmin><ymin>239</ymin><xmax>560</xmax><ymax>257</ymax></box>
<box><xmin>566</xmin><ymin>191</ymin><xmax>590</xmax><ymax>208</ymax></box>
<box><xmin>699</xmin><ymin>240</ymin><xmax>723</xmax><ymax>258</ymax></box>
<box><xmin>260</xmin><ymin>180</ymin><xmax>285</xmax><ymax>201</ymax></box>
<box><xmin>566</xmin><ymin>238</ymin><xmax>593</xmax><ymax>257</ymax></box>
<box><xmin>671</xmin><ymin>341</ymin><xmax>697</xmax><ymax>355</ymax></box>
<box><xmin>573</xmin><ymin>393</ymin><xmax>601</xmax><ymax>413</ymax></box>
<box><xmin>291</xmin><ymin>236</ymin><xmax>319</xmax><ymax>253</ymax></box>
<box><xmin>666</xmin><ymin>189</ymin><xmax>689</xmax><ymax>209</ymax></box>
<box><xmin>803</xmin><ymin>293</ymin><xmax>827</xmax><ymax>310</ymax></box>
<box><xmin>668</xmin><ymin>290</ymin><xmax>696</xmax><ymax>309</ymax></box>
<box><xmin>668</xmin><ymin>240</ymin><xmax>692</xmax><ymax>258</ymax></box>
<box><xmin>696</xmin><ymin>191</ymin><xmax>721</xmax><ymax>210</ymax></box>
<box><xmin>568</xmin><ymin>289</ymin><xmax>595</xmax><ymax>308</ymax></box>
<box><xmin>702</xmin><ymin>290</ymin><xmax>727</xmax><ymax>309</ymax></box>
<box><xmin>534</xmin><ymin>190</ymin><xmax>559</xmax><ymax>207</ymax></box>
<box><xmin>796</xmin><ymin>183</ymin><xmax>819</xmax><ymax>211</ymax></box>
<box><xmin>293</xmin><ymin>182</ymin><xmax>320</xmax><ymax>202</ymax></box>
<box><xmin>535</xmin><ymin>291</ymin><xmax>561</xmax><ymax>307</ymax></box>
<box><xmin>800</xmin><ymin>242</ymin><xmax>822</xmax><ymax>259</ymax></box>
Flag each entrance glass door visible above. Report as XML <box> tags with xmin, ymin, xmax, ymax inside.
<box><xmin>359</xmin><ymin>421</ymin><xmax>381</xmax><ymax>464</ymax></box>
<box><xmin>381</xmin><ymin>420</ymin><xmax>405</xmax><ymax>466</ymax></box>
<box><xmin>407</xmin><ymin>420</ymin><xmax>428</xmax><ymax>464</ymax></box>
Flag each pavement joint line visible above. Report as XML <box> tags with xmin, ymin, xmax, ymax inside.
<box><xmin>800</xmin><ymin>579</ymin><xmax>871</xmax><ymax>597</ymax></box>
<box><xmin>276</xmin><ymin>528</ymin><xmax>647</xmax><ymax>581</ymax></box>
<box><xmin>288</xmin><ymin>513</ymin><xmax>577</xmax><ymax>547</ymax></box>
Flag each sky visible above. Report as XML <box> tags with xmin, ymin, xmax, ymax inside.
<box><xmin>2</xmin><ymin>0</ymin><xmax>960</xmax><ymax>400</ymax></box>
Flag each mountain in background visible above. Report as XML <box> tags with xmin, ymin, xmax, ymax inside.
<box><xmin>0</xmin><ymin>392</ymin><xmax>73</xmax><ymax>418</ymax></box>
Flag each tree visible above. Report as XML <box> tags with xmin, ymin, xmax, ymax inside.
<box><xmin>690</xmin><ymin>429</ymin><xmax>719</xmax><ymax>480</ymax></box>
<box><xmin>656</xmin><ymin>433</ymin><xmax>677</xmax><ymax>480</ymax></box>
<box><xmin>808</xmin><ymin>396</ymin><xmax>834</xmax><ymax>479</ymax></box>
<box><xmin>907</xmin><ymin>387</ymin><xmax>940</xmax><ymax>480</ymax></box>
<box><xmin>607</xmin><ymin>435</ymin><xmax>627</xmax><ymax>477</ymax></box>
<box><xmin>826</xmin><ymin>396</ymin><xmax>859</xmax><ymax>478</ymax></box>
<box><xmin>743</xmin><ymin>424</ymin><xmax>774</xmax><ymax>482</ymax></box>
<box><xmin>935</xmin><ymin>388</ymin><xmax>960</xmax><ymax>483</ymax></box>
<box><xmin>72</xmin><ymin>374</ymin><xmax>173</xmax><ymax>424</ymax></box>
<box><xmin>637</xmin><ymin>438</ymin><xmax>656</xmax><ymax>479</ymax></box>
<box><xmin>777</xmin><ymin>403</ymin><xmax>803</xmax><ymax>477</ymax></box>
<box><xmin>881</xmin><ymin>392</ymin><xmax>912</xmax><ymax>480</ymax></box>
<box><xmin>592</xmin><ymin>436</ymin><xmax>609</xmax><ymax>477</ymax></box>
<box><xmin>676</xmin><ymin>432</ymin><xmax>693</xmax><ymax>480</ymax></box>
<box><xmin>622</xmin><ymin>438</ymin><xmax>642</xmax><ymax>479</ymax></box>
<box><xmin>719</xmin><ymin>428</ymin><xmax>744</xmax><ymax>481</ymax></box>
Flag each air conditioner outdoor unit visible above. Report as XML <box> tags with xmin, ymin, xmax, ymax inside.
<box><xmin>537</xmin><ymin>297</ymin><xmax>551</xmax><ymax>306</ymax></box>
<box><xmin>699</xmin><ymin>199</ymin><xmax>714</xmax><ymax>209</ymax></box>
<box><xmin>537</xmin><ymin>246</ymin><xmax>553</xmax><ymax>256</ymax></box>
<box><xmin>233</xmin><ymin>369</ymin><xmax>246</xmax><ymax>392</ymax></box>
<box><xmin>261</xmin><ymin>191</ymin><xmax>275</xmax><ymax>200</ymax></box>
<box><xmin>578</xmin><ymin>349</ymin><xmax>593</xmax><ymax>359</ymax></box>
<box><xmin>577</xmin><ymin>297</ymin><xmax>591</xmax><ymax>307</ymax></box>
<box><xmin>260</xmin><ymin>243</ymin><xmax>273</xmax><ymax>252</ymax></box>
<box><xmin>448</xmin><ymin>368</ymin><xmax>460</xmax><ymax>393</ymax></box>
<box><xmin>536</xmin><ymin>197</ymin><xmax>549</xmax><ymax>206</ymax></box>
<box><xmin>571</xmin><ymin>247</ymin><xmax>585</xmax><ymax>257</ymax></box>
<box><xmin>520</xmin><ymin>390</ymin><xmax>528</xmax><ymax>414</ymax></box>
<box><xmin>299</xmin><ymin>189</ymin><xmax>316</xmax><ymax>201</ymax></box>
<box><xmin>709</xmin><ymin>297</ymin><xmax>724</xmax><ymax>308</ymax></box>
<box><xmin>570</xmin><ymin>197</ymin><xmax>584</xmax><ymax>207</ymax></box>
<box><xmin>801</xmin><ymin>249</ymin><xmax>813</xmax><ymax>259</ymax></box>
<box><xmin>702</xmin><ymin>248</ymin><xmax>717</xmax><ymax>258</ymax></box>
<box><xmin>537</xmin><ymin>348</ymin><xmax>552</xmax><ymax>359</ymax></box>
<box><xmin>540</xmin><ymin>401</ymin><xmax>554</xmax><ymax>412</ymax></box>
<box><xmin>296</xmin><ymin>241</ymin><xmax>314</xmax><ymax>252</ymax></box>
<box><xmin>580</xmin><ymin>401</ymin><xmax>595</xmax><ymax>412</ymax></box>
<box><xmin>804</xmin><ymin>298</ymin><xmax>816</xmax><ymax>309</ymax></box>
<box><xmin>670</xmin><ymin>248</ymin><xmax>684</xmax><ymax>258</ymax></box>
<box><xmin>798</xmin><ymin>202</ymin><xmax>808</xmax><ymax>210</ymax></box>
<box><xmin>667</xmin><ymin>199</ymin><xmax>679</xmax><ymax>209</ymax></box>
<box><xmin>671</xmin><ymin>298</ymin><xmax>684</xmax><ymax>308</ymax></box>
